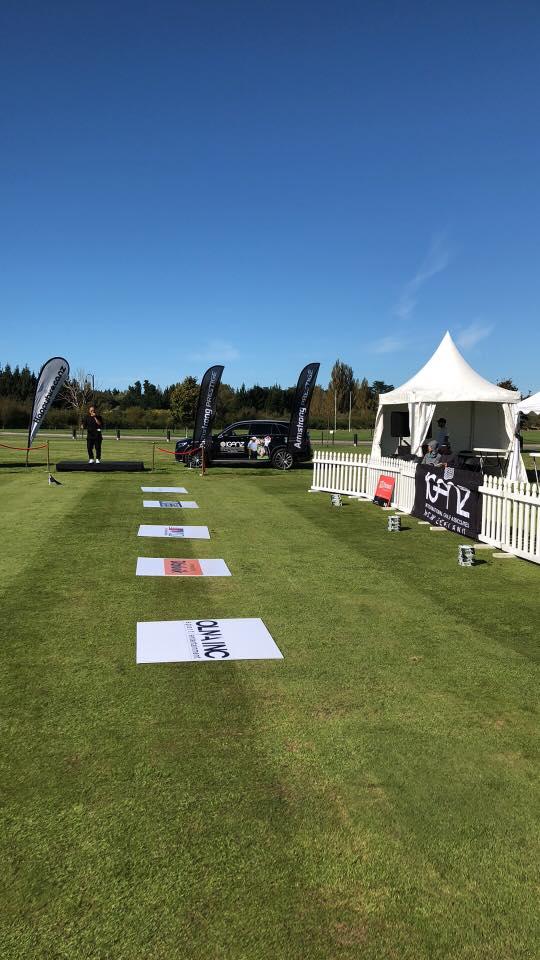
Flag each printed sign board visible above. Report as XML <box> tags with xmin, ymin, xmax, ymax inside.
<box><xmin>143</xmin><ymin>500</ymin><xmax>198</xmax><ymax>509</ymax></box>
<box><xmin>141</xmin><ymin>487</ymin><xmax>187</xmax><ymax>493</ymax></box>
<box><xmin>411</xmin><ymin>464</ymin><xmax>482</xmax><ymax>539</ymax></box>
<box><xmin>137</xmin><ymin>525</ymin><xmax>210</xmax><ymax>539</ymax></box>
<box><xmin>373</xmin><ymin>474</ymin><xmax>395</xmax><ymax>506</ymax></box>
<box><xmin>137</xmin><ymin>618</ymin><xmax>283</xmax><ymax>663</ymax></box>
<box><xmin>136</xmin><ymin>557</ymin><xmax>230</xmax><ymax>577</ymax></box>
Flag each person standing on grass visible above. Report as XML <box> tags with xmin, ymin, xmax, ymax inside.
<box><xmin>85</xmin><ymin>405</ymin><xmax>103</xmax><ymax>463</ymax></box>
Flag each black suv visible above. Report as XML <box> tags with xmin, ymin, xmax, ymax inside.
<box><xmin>175</xmin><ymin>420</ymin><xmax>312</xmax><ymax>470</ymax></box>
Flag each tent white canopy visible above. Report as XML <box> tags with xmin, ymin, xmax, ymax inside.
<box><xmin>371</xmin><ymin>332</ymin><xmax>526</xmax><ymax>480</ymax></box>
<box><xmin>519</xmin><ymin>391</ymin><xmax>540</xmax><ymax>415</ymax></box>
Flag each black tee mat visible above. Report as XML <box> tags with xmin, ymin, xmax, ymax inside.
<box><xmin>56</xmin><ymin>461</ymin><xmax>145</xmax><ymax>472</ymax></box>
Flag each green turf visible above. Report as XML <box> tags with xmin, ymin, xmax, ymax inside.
<box><xmin>1</xmin><ymin>440</ymin><xmax>539</xmax><ymax>959</ymax></box>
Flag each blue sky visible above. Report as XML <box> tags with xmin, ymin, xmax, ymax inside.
<box><xmin>1</xmin><ymin>1</ymin><xmax>539</xmax><ymax>393</ymax></box>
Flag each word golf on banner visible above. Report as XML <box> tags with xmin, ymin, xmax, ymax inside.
<box><xmin>137</xmin><ymin>618</ymin><xmax>283</xmax><ymax>663</ymax></box>
<box><xmin>136</xmin><ymin>557</ymin><xmax>231</xmax><ymax>577</ymax></box>
<box><xmin>411</xmin><ymin>464</ymin><xmax>482</xmax><ymax>539</ymax></box>
<box><xmin>373</xmin><ymin>474</ymin><xmax>395</xmax><ymax>506</ymax></box>
<box><xmin>137</xmin><ymin>525</ymin><xmax>210</xmax><ymax>539</ymax></box>
<box><xmin>143</xmin><ymin>500</ymin><xmax>198</xmax><ymax>509</ymax></box>
<box><xmin>141</xmin><ymin>486</ymin><xmax>187</xmax><ymax>493</ymax></box>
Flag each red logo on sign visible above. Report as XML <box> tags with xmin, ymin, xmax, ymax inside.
<box><xmin>164</xmin><ymin>559</ymin><xmax>203</xmax><ymax>577</ymax></box>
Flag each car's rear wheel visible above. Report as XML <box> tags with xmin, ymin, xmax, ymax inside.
<box><xmin>271</xmin><ymin>448</ymin><xmax>294</xmax><ymax>470</ymax></box>
<box><xmin>188</xmin><ymin>452</ymin><xmax>202</xmax><ymax>468</ymax></box>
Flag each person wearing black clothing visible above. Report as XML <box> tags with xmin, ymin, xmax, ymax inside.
<box><xmin>85</xmin><ymin>405</ymin><xmax>103</xmax><ymax>463</ymax></box>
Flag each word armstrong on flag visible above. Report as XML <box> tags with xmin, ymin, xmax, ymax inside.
<box><xmin>287</xmin><ymin>362</ymin><xmax>320</xmax><ymax>452</ymax></box>
<box><xmin>193</xmin><ymin>365</ymin><xmax>225</xmax><ymax>446</ymax></box>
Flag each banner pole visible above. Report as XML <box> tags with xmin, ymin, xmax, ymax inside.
<box><xmin>201</xmin><ymin>444</ymin><xmax>205</xmax><ymax>477</ymax></box>
<box><xmin>26</xmin><ymin>447</ymin><xmax>29</xmax><ymax>468</ymax></box>
<box><xmin>47</xmin><ymin>441</ymin><xmax>50</xmax><ymax>473</ymax></box>
<box><xmin>152</xmin><ymin>442</ymin><xmax>155</xmax><ymax>472</ymax></box>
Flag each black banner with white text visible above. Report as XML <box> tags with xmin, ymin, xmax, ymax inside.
<box><xmin>287</xmin><ymin>362</ymin><xmax>320</xmax><ymax>452</ymax></box>
<box><xmin>193</xmin><ymin>365</ymin><xmax>224</xmax><ymax>446</ymax></box>
<box><xmin>412</xmin><ymin>464</ymin><xmax>482</xmax><ymax>539</ymax></box>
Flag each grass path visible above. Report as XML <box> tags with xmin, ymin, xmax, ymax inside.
<box><xmin>1</xmin><ymin>449</ymin><xmax>538</xmax><ymax>959</ymax></box>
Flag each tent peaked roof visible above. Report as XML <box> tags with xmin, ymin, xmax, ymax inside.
<box><xmin>519</xmin><ymin>390</ymin><xmax>540</xmax><ymax>414</ymax></box>
<box><xmin>378</xmin><ymin>331</ymin><xmax>520</xmax><ymax>405</ymax></box>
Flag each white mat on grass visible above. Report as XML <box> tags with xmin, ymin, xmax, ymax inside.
<box><xmin>136</xmin><ymin>557</ymin><xmax>230</xmax><ymax>577</ymax></box>
<box><xmin>141</xmin><ymin>486</ymin><xmax>187</xmax><ymax>493</ymax></box>
<box><xmin>143</xmin><ymin>500</ymin><xmax>198</xmax><ymax>508</ymax></box>
<box><xmin>137</xmin><ymin>618</ymin><xmax>283</xmax><ymax>663</ymax></box>
<box><xmin>137</xmin><ymin>525</ymin><xmax>210</xmax><ymax>539</ymax></box>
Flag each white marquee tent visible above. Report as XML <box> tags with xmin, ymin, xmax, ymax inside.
<box><xmin>519</xmin><ymin>391</ymin><xmax>540</xmax><ymax>415</ymax></box>
<box><xmin>371</xmin><ymin>332</ymin><xmax>526</xmax><ymax>480</ymax></box>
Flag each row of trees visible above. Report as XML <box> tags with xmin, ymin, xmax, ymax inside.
<box><xmin>1</xmin><ymin>360</ymin><xmax>536</xmax><ymax>431</ymax></box>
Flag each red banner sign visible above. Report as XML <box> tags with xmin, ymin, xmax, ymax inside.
<box><xmin>374</xmin><ymin>474</ymin><xmax>395</xmax><ymax>506</ymax></box>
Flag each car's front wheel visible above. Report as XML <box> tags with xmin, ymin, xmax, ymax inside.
<box><xmin>271</xmin><ymin>447</ymin><xmax>294</xmax><ymax>470</ymax></box>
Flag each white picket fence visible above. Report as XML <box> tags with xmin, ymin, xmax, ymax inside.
<box><xmin>310</xmin><ymin>451</ymin><xmax>417</xmax><ymax>513</ymax></box>
<box><xmin>311</xmin><ymin>450</ymin><xmax>540</xmax><ymax>565</ymax></box>
<box><xmin>479</xmin><ymin>475</ymin><xmax>540</xmax><ymax>563</ymax></box>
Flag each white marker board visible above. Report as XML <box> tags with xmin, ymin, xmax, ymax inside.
<box><xmin>143</xmin><ymin>500</ymin><xmax>198</xmax><ymax>509</ymax></box>
<box><xmin>137</xmin><ymin>525</ymin><xmax>210</xmax><ymax>539</ymax></box>
<box><xmin>137</xmin><ymin>618</ymin><xmax>283</xmax><ymax>663</ymax></box>
<box><xmin>141</xmin><ymin>486</ymin><xmax>188</xmax><ymax>493</ymax></box>
<box><xmin>136</xmin><ymin>557</ymin><xmax>230</xmax><ymax>577</ymax></box>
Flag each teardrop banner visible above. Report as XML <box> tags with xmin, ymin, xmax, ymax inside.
<box><xmin>287</xmin><ymin>362</ymin><xmax>320</xmax><ymax>453</ymax></box>
<box><xmin>27</xmin><ymin>357</ymin><xmax>70</xmax><ymax>448</ymax></box>
<box><xmin>193</xmin><ymin>365</ymin><xmax>225</xmax><ymax>446</ymax></box>
<box><xmin>137</xmin><ymin>618</ymin><xmax>283</xmax><ymax>663</ymax></box>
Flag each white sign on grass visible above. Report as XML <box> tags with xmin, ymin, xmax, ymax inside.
<box><xmin>143</xmin><ymin>500</ymin><xmax>198</xmax><ymax>509</ymax></box>
<box><xmin>137</xmin><ymin>525</ymin><xmax>210</xmax><ymax>539</ymax></box>
<box><xmin>136</xmin><ymin>557</ymin><xmax>230</xmax><ymax>577</ymax></box>
<box><xmin>141</xmin><ymin>486</ymin><xmax>188</xmax><ymax>493</ymax></box>
<box><xmin>137</xmin><ymin>618</ymin><xmax>283</xmax><ymax>663</ymax></box>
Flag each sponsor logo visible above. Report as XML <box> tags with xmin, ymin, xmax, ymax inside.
<box><xmin>164</xmin><ymin>559</ymin><xmax>203</xmax><ymax>576</ymax></box>
<box><xmin>220</xmin><ymin>441</ymin><xmax>245</xmax><ymax>449</ymax></box>
<box><xmin>166</xmin><ymin>527</ymin><xmax>185</xmax><ymax>537</ymax></box>
<box><xmin>424</xmin><ymin>473</ymin><xmax>471</xmax><ymax>518</ymax></box>
<box><xmin>196</xmin><ymin>619</ymin><xmax>230</xmax><ymax>659</ymax></box>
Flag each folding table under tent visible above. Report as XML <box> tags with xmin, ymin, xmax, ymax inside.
<box><xmin>371</xmin><ymin>331</ymin><xmax>526</xmax><ymax>481</ymax></box>
<box><xmin>519</xmin><ymin>392</ymin><xmax>540</xmax><ymax>415</ymax></box>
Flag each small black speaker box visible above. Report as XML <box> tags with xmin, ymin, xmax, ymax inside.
<box><xmin>390</xmin><ymin>411</ymin><xmax>410</xmax><ymax>437</ymax></box>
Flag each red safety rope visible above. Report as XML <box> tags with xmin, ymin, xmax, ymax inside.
<box><xmin>0</xmin><ymin>442</ymin><xmax>48</xmax><ymax>451</ymax></box>
<box><xmin>157</xmin><ymin>446</ymin><xmax>202</xmax><ymax>456</ymax></box>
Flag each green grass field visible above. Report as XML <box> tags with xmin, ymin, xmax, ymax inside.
<box><xmin>1</xmin><ymin>439</ymin><xmax>539</xmax><ymax>959</ymax></box>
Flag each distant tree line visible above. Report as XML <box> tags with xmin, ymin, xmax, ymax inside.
<box><xmin>1</xmin><ymin>360</ymin><xmax>537</xmax><ymax>431</ymax></box>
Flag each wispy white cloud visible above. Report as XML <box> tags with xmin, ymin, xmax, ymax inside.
<box><xmin>369</xmin><ymin>335</ymin><xmax>405</xmax><ymax>354</ymax></box>
<box><xmin>189</xmin><ymin>339</ymin><xmax>240</xmax><ymax>363</ymax></box>
<box><xmin>394</xmin><ymin>234</ymin><xmax>450</xmax><ymax>321</ymax></box>
<box><xmin>456</xmin><ymin>321</ymin><xmax>493</xmax><ymax>350</ymax></box>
